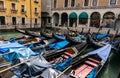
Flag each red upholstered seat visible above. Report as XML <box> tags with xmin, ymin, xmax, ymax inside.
<box><xmin>78</xmin><ymin>66</ymin><xmax>93</xmax><ymax>78</ymax></box>
<box><xmin>73</xmin><ymin>64</ymin><xmax>93</xmax><ymax>78</ymax></box>
<box><xmin>64</xmin><ymin>52</ymin><xmax>73</xmax><ymax>56</ymax></box>
<box><xmin>74</xmin><ymin>64</ymin><xmax>88</xmax><ymax>75</ymax></box>
<box><xmin>85</xmin><ymin>61</ymin><xmax>98</xmax><ymax>67</ymax></box>
<box><xmin>62</xmin><ymin>54</ymin><xmax>69</xmax><ymax>59</ymax></box>
<box><xmin>88</xmin><ymin>57</ymin><xmax>100</xmax><ymax>64</ymax></box>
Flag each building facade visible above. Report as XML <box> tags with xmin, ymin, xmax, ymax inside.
<box><xmin>52</xmin><ymin>0</ymin><xmax>120</xmax><ymax>30</ymax></box>
<box><xmin>41</xmin><ymin>0</ymin><xmax>52</xmax><ymax>27</ymax></box>
<box><xmin>0</xmin><ymin>0</ymin><xmax>41</xmax><ymax>29</ymax></box>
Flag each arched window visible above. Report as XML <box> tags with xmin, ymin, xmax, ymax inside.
<box><xmin>84</xmin><ymin>0</ymin><xmax>89</xmax><ymax>6</ymax></box>
<box><xmin>71</xmin><ymin>0</ymin><xmax>75</xmax><ymax>7</ymax></box>
<box><xmin>54</xmin><ymin>0</ymin><xmax>57</xmax><ymax>8</ymax></box>
<box><xmin>64</xmin><ymin>0</ymin><xmax>68</xmax><ymax>7</ymax></box>
<box><xmin>92</xmin><ymin>0</ymin><xmax>98</xmax><ymax>6</ymax></box>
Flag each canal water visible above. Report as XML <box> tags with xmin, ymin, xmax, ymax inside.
<box><xmin>0</xmin><ymin>31</ymin><xmax>120</xmax><ymax>78</ymax></box>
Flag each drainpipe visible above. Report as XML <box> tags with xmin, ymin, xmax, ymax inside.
<box><xmin>30</xmin><ymin>0</ymin><xmax>32</xmax><ymax>28</ymax></box>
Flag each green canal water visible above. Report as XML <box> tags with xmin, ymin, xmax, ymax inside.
<box><xmin>0</xmin><ymin>31</ymin><xmax>120</xmax><ymax>78</ymax></box>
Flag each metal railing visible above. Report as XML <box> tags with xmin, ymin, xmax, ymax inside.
<box><xmin>0</xmin><ymin>25</ymin><xmax>41</xmax><ymax>30</ymax></box>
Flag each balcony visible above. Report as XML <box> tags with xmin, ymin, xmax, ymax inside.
<box><xmin>34</xmin><ymin>0</ymin><xmax>39</xmax><ymax>3</ymax></box>
<box><xmin>34</xmin><ymin>12</ymin><xmax>39</xmax><ymax>16</ymax></box>
<box><xmin>21</xmin><ymin>10</ymin><xmax>26</xmax><ymax>14</ymax></box>
<box><xmin>11</xmin><ymin>9</ymin><xmax>18</xmax><ymax>13</ymax></box>
<box><xmin>0</xmin><ymin>8</ymin><xmax>7</xmax><ymax>12</ymax></box>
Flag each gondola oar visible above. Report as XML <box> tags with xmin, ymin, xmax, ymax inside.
<box><xmin>0</xmin><ymin>56</ymin><xmax>37</xmax><ymax>74</ymax></box>
<box><xmin>56</xmin><ymin>65</ymin><xmax>72</xmax><ymax>78</ymax></box>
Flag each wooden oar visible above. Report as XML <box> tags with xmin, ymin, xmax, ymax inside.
<box><xmin>0</xmin><ymin>57</ymin><xmax>37</xmax><ymax>74</ymax></box>
<box><xmin>56</xmin><ymin>65</ymin><xmax>72</xmax><ymax>78</ymax></box>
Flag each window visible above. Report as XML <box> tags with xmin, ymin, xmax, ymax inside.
<box><xmin>71</xmin><ymin>0</ymin><xmax>75</xmax><ymax>7</ymax></box>
<box><xmin>54</xmin><ymin>0</ymin><xmax>57</xmax><ymax>8</ymax></box>
<box><xmin>35</xmin><ymin>8</ymin><xmax>38</xmax><ymax>13</ymax></box>
<box><xmin>0</xmin><ymin>16</ymin><xmax>5</xmax><ymax>25</ymax></box>
<box><xmin>92</xmin><ymin>0</ymin><xmax>98</xmax><ymax>6</ymax></box>
<box><xmin>0</xmin><ymin>1</ymin><xmax>4</xmax><ymax>9</ymax></box>
<box><xmin>11</xmin><ymin>3</ymin><xmax>16</xmax><ymax>10</ymax></box>
<box><xmin>21</xmin><ymin>5</ymin><xmax>25</xmax><ymax>12</ymax></box>
<box><xmin>34</xmin><ymin>0</ymin><xmax>38</xmax><ymax>3</ymax></box>
<box><xmin>35</xmin><ymin>18</ymin><xmax>37</xmax><ymax>25</ymax></box>
<box><xmin>12</xmin><ymin>17</ymin><xmax>16</xmax><ymax>25</ymax></box>
<box><xmin>22</xmin><ymin>18</ymin><xmax>25</xmax><ymax>25</ymax></box>
<box><xmin>84</xmin><ymin>0</ymin><xmax>89</xmax><ymax>6</ymax></box>
<box><xmin>110</xmin><ymin>0</ymin><xmax>116</xmax><ymax>5</ymax></box>
<box><xmin>64</xmin><ymin>0</ymin><xmax>68</xmax><ymax>7</ymax></box>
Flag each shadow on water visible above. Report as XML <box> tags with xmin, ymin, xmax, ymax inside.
<box><xmin>97</xmin><ymin>52</ymin><xmax>120</xmax><ymax>78</ymax></box>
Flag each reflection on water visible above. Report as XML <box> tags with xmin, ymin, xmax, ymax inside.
<box><xmin>98</xmin><ymin>52</ymin><xmax>120</xmax><ymax>78</ymax></box>
<box><xmin>0</xmin><ymin>31</ymin><xmax>24</xmax><ymax>40</ymax></box>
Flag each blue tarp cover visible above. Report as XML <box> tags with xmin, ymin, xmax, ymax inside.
<box><xmin>49</xmin><ymin>41</ymin><xmax>69</xmax><ymax>49</ymax></box>
<box><xmin>96</xmin><ymin>29</ymin><xmax>110</xmax><ymax>39</ymax></box>
<box><xmin>0</xmin><ymin>42</ymin><xmax>24</xmax><ymax>48</ymax></box>
<box><xmin>0</xmin><ymin>42</ymin><xmax>24</xmax><ymax>54</ymax></box>
<box><xmin>12</xmin><ymin>56</ymin><xmax>52</xmax><ymax>77</ymax></box>
<box><xmin>88</xmin><ymin>44</ymin><xmax>112</xmax><ymax>61</ymax></box>
<box><xmin>54</xmin><ymin>56</ymin><xmax>72</xmax><ymax>71</ymax></box>
<box><xmin>54</xmin><ymin>34</ymin><xmax>66</xmax><ymax>41</ymax></box>
<box><xmin>96</xmin><ymin>33</ymin><xmax>108</xmax><ymax>39</ymax></box>
<box><xmin>9</xmin><ymin>38</ymin><xmax>16</xmax><ymax>43</ymax></box>
<box><xmin>4</xmin><ymin>47</ymin><xmax>39</xmax><ymax>61</ymax></box>
<box><xmin>87</xmin><ymin>66</ymin><xmax>97</xmax><ymax>78</ymax></box>
<box><xmin>74</xmin><ymin>33</ymin><xmax>86</xmax><ymax>41</ymax></box>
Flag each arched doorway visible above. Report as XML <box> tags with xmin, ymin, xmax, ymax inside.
<box><xmin>79</xmin><ymin>12</ymin><xmax>88</xmax><ymax>25</ymax></box>
<box><xmin>69</xmin><ymin>12</ymin><xmax>77</xmax><ymax>27</ymax></box>
<box><xmin>41</xmin><ymin>12</ymin><xmax>51</xmax><ymax>27</ymax></box>
<box><xmin>53</xmin><ymin>12</ymin><xmax>59</xmax><ymax>26</ymax></box>
<box><xmin>115</xmin><ymin>14</ymin><xmax>120</xmax><ymax>30</ymax></box>
<box><xmin>103</xmin><ymin>12</ymin><xmax>115</xmax><ymax>28</ymax></box>
<box><xmin>61</xmin><ymin>13</ymin><xmax>68</xmax><ymax>26</ymax></box>
<box><xmin>90</xmin><ymin>12</ymin><xmax>100</xmax><ymax>28</ymax></box>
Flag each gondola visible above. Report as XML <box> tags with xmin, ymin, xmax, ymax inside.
<box><xmin>92</xmin><ymin>29</ymin><xmax>110</xmax><ymax>41</ymax></box>
<box><xmin>40</xmin><ymin>29</ymin><xmax>53</xmax><ymax>39</ymax></box>
<box><xmin>87</xmin><ymin>30</ymin><xmax>119</xmax><ymax>50</ymax></box>
<box><xmin>39</xmin><ymin>44</ymin><xmax>112</xmax><ymax>78</ymax></box>
<box><xmin>0</xmin><ymin>41</ymin><xmax>87</xmax><ymax>78</ymax></box>
<box><xmin>25</xmin><ymin>30</ymin><xmax>42</xmax><ymax>37</ymax></box>
<box><xmin>14</xmin><ymin>27</ymin><xmax>28</xmax><ymax>35</ymax></box>
<box><xmin>52</xmin><ymin>33</ymin><xmax>66</xmax><ymax>41</ymax></box>
<box><xmin>87</xmin><ymin>33</ymin><xmax>111</xmax><ymax>49</ymax></box>
<box><xmin>66</xmin><ymin>33</ymin><xmax>87</xmax><ymax>44</ymax></box>
<box><xmin>65</xmin><ymin>28</ymin><xmax>91</xmax><ymax>44</ymax></box>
